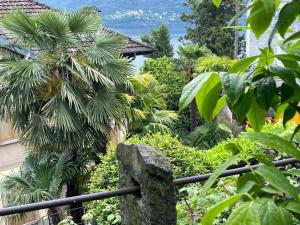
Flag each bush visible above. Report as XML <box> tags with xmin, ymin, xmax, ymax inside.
<box><xmin>141</xmin><ymin>57</ymin><xmax>191</xmax><ymax>133</ymax></box>
<box><xmin>86</xmin><ymin>133</ymin><xmax>261</xmax><ymax>224</ymax></box>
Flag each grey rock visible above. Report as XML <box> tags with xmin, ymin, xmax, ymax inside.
<box><xmin>117</xmin><ymin>143</ymin><xmax>176</xmax><ymax>225</ymax></box>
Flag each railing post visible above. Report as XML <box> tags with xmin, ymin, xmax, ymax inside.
<box><xmin>116</xmin><ymin>143</ymin><xmax>177</xmax><ymax>225</ymax></box>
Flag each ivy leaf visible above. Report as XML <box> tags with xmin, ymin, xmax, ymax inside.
<box><xmin>201</xmin><ymin>194</ymin><xmax>246</xmax><ymax>225</ymax></box>
<box><xmin>195</xmin><ymin>73</ymin><xmax>222</xmax><ymax>122</ymax></box>
<box><xmin>226</xmin><ymin>202</ymin><xmax>261</xmax><ymax>225</ymax></box>
<box><xmin>246</xmin><ymin>97</ymin><xmax>266</xmax><ymax>131</ymax></box>
<box><xmin>243</xmin><ymin>132</ymin><xmax>300</xmax><ymax>161</ymax></box>
<box><xmin>277</xmin><ymin>1</ymin><xmax>300</xmax><ymax>37</ymax></box>
<box><xmin>179</xmin><ymin>72</ymin><xmax>219</xmax><ymax>111</ymax></box>
<box><xmin>248</xmin><ymin>0</ymin><xmax>275</xmax><ymax>39</ymax></box>
<box><xmin>202</xmin><ymin>155</ymin><xmax>240</xmax><ymax>194</ymax></box>
<box><xmin>256</xmin><ymin>165</ymin><xmax>299</xmax><ymax>199</ymax></box>
<box><xmin>230</xmin><ymin>56</ymin><xmax>258</xmax><ymax>73</ymax></box>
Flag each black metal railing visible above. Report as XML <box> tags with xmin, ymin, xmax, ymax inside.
<box><xmin>0</xmin><ymin>157</ymin><xmax>298</xmax><ymax>218</ymax></box>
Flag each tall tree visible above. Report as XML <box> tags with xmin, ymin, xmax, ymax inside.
<box><xmin>177</xmin><ymin>44</ymin><xmax>211</xmax><ymax>131</ymax></box>
<box><xmin>181</xmin><ymin>0</ymin><xmax>236</xmax><ymax>57</ymax></box>
<box><xmin>0</xmin><ymin>8</ymin><xmax>133</xmax><ymax>223</ymax></box>
<box><xmin>141</xmin><ymin>24</ymin><xmax>174</xmax><ymax>58</ymax></box>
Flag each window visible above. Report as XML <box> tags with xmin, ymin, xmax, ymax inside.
<box><xmin>0</xmin><ymin>120</ymin><xmax>17</xmax><ymax>144</ymax></box>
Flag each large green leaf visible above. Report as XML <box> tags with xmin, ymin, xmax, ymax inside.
<box><xmin>212</xmin><ymin>96</ymin><xmax>227</xmax><ymax>119</ymax></box>
<box><xmin>256</xmin><ymin>165</ymin><xmax>299</xmax><ymax>199</ymax></box>
<box><xmin>285</xmin><ymin>200</ymin><xmax>300</xmax><ymax>214</ymax></box>
<box><xmin>255</xmin><ymin>77</ymin><xmax>277</xmax><ymax>110</ymax></box>
<box><xmin>226</xmin><ymin>202</ymin><xmax>261</xmax><ymax>225</ymax></box>
<box><xmin>283</xmin><ymin>105</ymin><xmax>296</xmax><ymax>127</ymax></box>
<box><xmin>246</xmin><ymin>97</ymin><xmax>266</xmax><ymax>131</ymax></box>
<box><xmin>179</xmin><ymin>72</ymin><xmax>219</xmax><ymax>111</ymax></box>
<box><xmin>230</xmin><ymin>56</ymin><xmax>258</xmax><ymax>73</ymax></box>
<box><xmin>243</xmin><ymin>132</ymin><xmax>300</xmax><ymax>160</ymax></box>
<box><xmin>277</xmin><ymin>1</ymin><xmax>300</xmax><ymax>37</ymax></box>
<box><xmin>221</xmin><ymin>73</ymin><xmax>247</xmax><ymax>109</ymax></box>
<box><xmin>201</xmin><ymin>194</ymin><xmax>246</xmax><ymax>225</ymax></box>
<box><xmin>234</xmin><ymin>91</ymin><xmax>253</xmax><ymax>122</ymax></box>
<box><xmin>248</xmin><ymin>0</ymin><xmax>275</xmax><ymax>39</ymax></box>
<box><xmin>202</xmin><ymin>155</ymin><xmax>240</xmax><ymax>194</ymax></box>
<box><xmin>259</xmin><ymin>199</ymin><xmax>294</xmax><ymax>225</ymax></box>
<box><xmin>237</xmin><ymin>173</ymin><xmax>262</xmax><ymax>194</ymax></box>
<box><xmin>212</xmin><ymin>0</ymin><xmax>222</xmax><ymax>7</ymax></box>
<box><xmin>195</xmin><ymin>73</ymin><xmax>222</xmax><ymax>122</ymax></box>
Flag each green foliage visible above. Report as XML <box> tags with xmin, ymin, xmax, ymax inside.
<box><xmin>87</xmin><ymin>133</ymin><xmax>261</xmax><ymax>224</ymax></box>
<box><xmin>184</xmin><ymin>122</ymin><xmax>231</xmax><ymax>149</ymax></box>
<box><xmin>196</xmin><ymin>55</ymin><xmax>236</xmax><ymax>73</ymax></box>
<box><xmin>181</xmin><ymin>0</ymin><xmax>236</xmax><ymax>57</ymax></box>
<box><xmin>180</xmin><ymin>0</ymin><xmax>300</xmax><ymax>223</ymax></box>
<box><xmin>142</xmin><ymin>57</ymin><xmax>186</xmax><ymax>110</ymax></box>
<box><xmin>177</xmin><ymin>180</ymin><xmax>237</xmax><ymax>225</ymax></box>
<box><xmin>0</xmin><ymin>151</ymin><xmax>77</xmax><ymax>222</ymax></box>
<box><xmin>128</xmin><ymin>73</ymin><xmax>178</xmax><ymax>135</ymax></box>
<box><xmin>141</xmin><ymin>57</ymin><xmax>191</xmax><ymax>132</ymax></box>
<box><xmin>141</xmin><ymin>24</ymin><xmax>174</xmax><ymax>58</ymax></box>
<box><xmin>0</xmin><ymin>8</ymin><xmax>133</xmax><ymax>154</ymax></box>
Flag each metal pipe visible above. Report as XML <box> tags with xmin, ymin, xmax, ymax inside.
<box><xmin>0</xmin><ymin>158</ymin><xmax>298</xmax><ymax>216</ymax></box>
<box><xmin>173</xmin><ymin>157</ymin><xmax>298</xmax><ymax>186</ymax></box>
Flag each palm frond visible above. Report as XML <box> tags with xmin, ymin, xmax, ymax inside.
<box><xmin>87</xmin><ymin>28</ymin><xmax>127</xmax><ymax>65</ymax></box>
<box><xmin>150</xmin><ymin>110</ymin><xmax>178</xmax><ymax>125</ymax></box>
<box><xmin>34</xmin><ymin>11</ymin><xmax>81</xmax><ymax>48</ymax></box>
<box><xmin>42</xmin><ymin>97</ymin><xmax>83</xmax><ymax>133</ymax></box>
<box><xmin>19</xmin><ymin>113</ymin><xmax>53</xmax><ymax>148</ymax></box>
<box><xmin>86</xmin><ymin>91</ymin><xmax>125</xmax><ymax>128</ymax></box>
<box><xmin>67</xmin><ymin>8</ymin><xmax>101</xmax><ymax>34</ymax></box>
<box><xmin>142</xmin><ymin>123</ymin><xmax>172</xmax><ymax>135</ymax></box>
<box><xmin>100</xmin><ymin>57</ymin><xmax>134</xmax><ymax>85</ymax></box>
<box><xmin>0</xmin><ymin>10</ymin><xmax>38</xmax><ymax>40</ymax></box>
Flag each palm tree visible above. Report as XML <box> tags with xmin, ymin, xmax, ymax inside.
<box><xmin>0</xmin><ymin>8</ymin><xmax>133</xmax><ymax>223</ymax></box>
<box><xmin>127</xmin><ymin>73</ymin><xmax>178</xmax><ymax>135</ymax></box>
<box><xmin>0</xmin><ymin>151</ymin><xmax>77</xmax><ymax>225</ymax></box>
<box><xmin>177</xmin><ymin>44</ymin><xmax>212</xmax><ymax>131</ymax></box>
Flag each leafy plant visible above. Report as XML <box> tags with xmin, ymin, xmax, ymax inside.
<box><xmin>180</xmin><ymin>0</ymin><xmax>300</xmax><ymax>224</ymax></box>
<box><xmin>0</xmin><ymin>151</ymin><xmax>77</xmax><ymax>224</ymax></box>
<box><xmin>0</xmin><ymin>8</ymin><xmax>134</xmax><ymax>223</ymax></box>
<box><xmin>141</xmin><ymin>57</ymin><xmax>191</xmax><ymax>133</ymax></box>
<box><xmin>86</xmin><ymin>133</ymin><xmax>262</xmax><ymax>224</ymax></box>
<box><xmin>128</xmin><ymin>73</ymin><xmax>178</xmax><ymax>135</ymax></box>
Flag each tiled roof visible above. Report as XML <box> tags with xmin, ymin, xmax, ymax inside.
<box><xmin>0</xmin><ymin>0</ymin><xmax>154</xmax><ymax>57</ymax></box>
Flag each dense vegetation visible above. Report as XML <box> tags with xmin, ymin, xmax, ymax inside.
<box><xmin>0</xmin><ymin>0</ymin><xmax>299</xmax><ymax>224</ymax></box>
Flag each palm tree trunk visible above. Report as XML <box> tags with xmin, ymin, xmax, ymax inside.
<box><xmin>66</xmin><ymin>179</ymin><xmax>84</xmax><ymax>224</ymax></box>
<box><xmin>66</xmin><ymin>149</ymin><xmax>84</xmax><ymax>224</ymax></box>
<box><xmin>48</xmin><ymin>207</ymin><xmax>61</xmax><ymax>225</ymax></box>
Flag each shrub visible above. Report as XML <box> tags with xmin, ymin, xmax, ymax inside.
<box><xmin>86</xmin><ymin>133</ymin><xmax>261</xmax><ymax>224</ymax></box>
<box><xmin>141</xmin><ymin>57</ymin><xmax>191</xmax><ymax>133</ymax></box>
